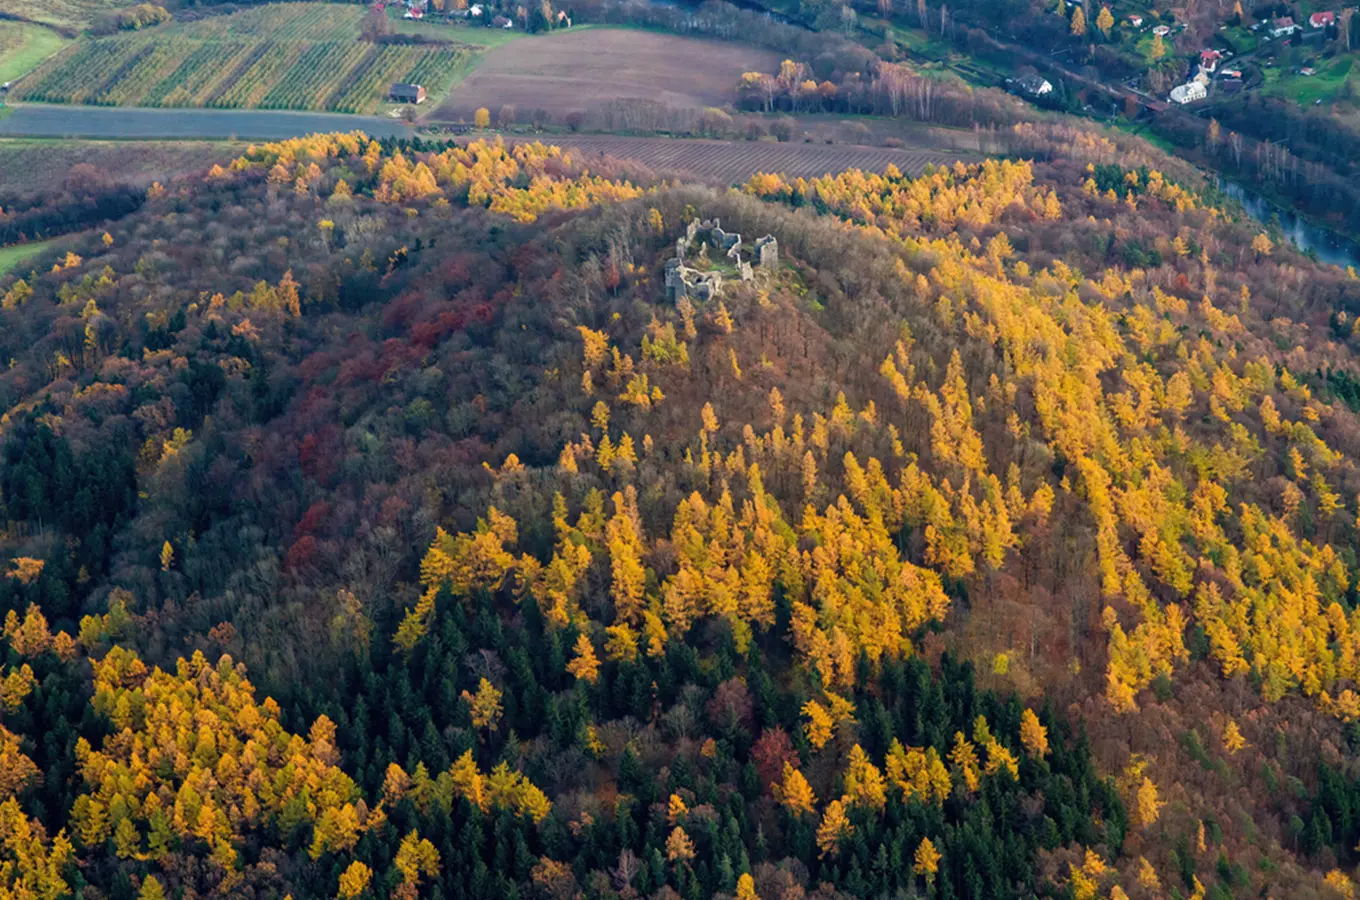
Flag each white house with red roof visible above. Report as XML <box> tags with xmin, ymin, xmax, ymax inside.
<box><xmin>1271</xmin><ymin>15</ymin><xmax>1300</xmax><ymax>36</ymax></box>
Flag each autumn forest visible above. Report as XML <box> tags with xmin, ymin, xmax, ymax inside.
<box><xmin>0</xmin><ymin>123</ymin><xmax>1359</xmax><ymax>900</ymax></box>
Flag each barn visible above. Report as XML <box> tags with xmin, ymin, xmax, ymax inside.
<box><xmin>389</xmin><ymin>83</ymin><xmax>427</xmax><ymax>104</ymax></box>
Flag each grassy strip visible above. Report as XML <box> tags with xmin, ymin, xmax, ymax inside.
<box><xmin>0</xmin><ymin>240</ymin><xmax>55</xmax><ymax>276</ymax></box>
<box><xmin>0</xmin><ymin>21</ymin><xmax>71</xmax><ymax>84</ymax></box>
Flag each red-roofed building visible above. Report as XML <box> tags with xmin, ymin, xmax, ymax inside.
<box><xmin>1271</xmin><ymin>15</ymin><xmax>1300</xmax><ymax>36</ymax></box>
<box><xmin>1200</xmin><ymin>49</ymin><xmax>1222</xmax><ymax>70</ymax></box>
<box><xmin>1309</xmin><ymin>11</ymin><xmax>1335</xmax><ymax>28</ymax></box>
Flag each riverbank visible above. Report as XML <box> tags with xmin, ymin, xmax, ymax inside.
<box><xmin>1220</xmin><ymin>178</ymin><xmax>1360</xmax><ymax>271</ymax></box>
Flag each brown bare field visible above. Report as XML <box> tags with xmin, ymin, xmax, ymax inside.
<box><xmin>512</xmin><ymin>135</ymin><xmax>978</xmax><ymax>184</ymax></box>
<box><xmin>433</xmin><ymin>28</ymin><xmax>780</xmax><ymax>120</ymax></box>
<box><xmin>0</xmin><ymin>140</ymin><xmax>244</xmax><ymax>195</ymax></box>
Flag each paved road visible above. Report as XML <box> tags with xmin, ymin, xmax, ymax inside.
<box><xmin>0</xmin><ymin>105</ymin><xmax>416</xmax><ymax>140</ymax></box>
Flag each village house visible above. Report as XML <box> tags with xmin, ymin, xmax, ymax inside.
<box><xmin>1152</xmin><ymin>24</ymin><xmax>1171</xmax><ymax>36</ymax></box>
<box><xmin>1199</xmin><ymin>49</ymin><xmax>1222</xmax><ymax>71</ymax></box>
<box><xmin>1010</xmin><ymin>73</ymin><xmax>1054</xmax><ymax>97</ymax></box>
<box><xmin>1270</xmin><ymin>16</ymin><xmax>1300</xmax><ymax>37</ymax></box>
<box><xmin>1170</xmin><ymin>80</ymin><xmax>1207</xmax><ymax>104</ymax></box>
<box><xmin>491</xmin><ymin>13</ymin><xmax>512</xmax><ymax>27</ymax></box>
<box><xmin>389</xmin><ymin>83</ymin><xmax>427</xmax><ymax>103</ymax></box>
<box><xmin>1309</xmin><ymin>10</ymin><xmax>1336</xmax><ymax>28</ymax></box>
<box><xmin>1127</xmin><ymin>13</ymin><xmax>1144</xmax><ymax>26</ymax></box>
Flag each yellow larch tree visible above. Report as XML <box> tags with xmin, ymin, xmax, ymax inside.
<box><xmin>566</xmin><ymin>632</ymin><xmax>601</xmax><ymax>684</ymax></box>
<box><xmin>1223</xmin><ymin>719</ymin><xmax>1246</xmax><ymax>754</ymax></box>
<box><xmin>886</xmin><ymin>739</ymin><xmax>951</xmax><ymax>805</ymax></box>
<box><xmin>1135</xmin><ymin>776</ymin><xmax>1163</xmax><ymax>829</ymax></box>
<box><xmin>1324</xmin><ymin>869</ymin><xmax>1354</xmax><ymax>898</ymax></box>
<box><xmin>816</xmin><ymin>799</ymin><xmax>851</xmax><ymax>857</ymax></box>
<box><xmin>665</xmin><ymin>826</ymin><xmax>696</xmax><ymax>864</ymax></box>
<box><xmin>394</xmin><ymin>830</ymin><xmax>440</xmax><ymax>889</ymax></box>
<box><xmin>949</xmin><ymin>731</ymin><xmax>981</xmax><ymax>793</ymax></box>
<box><xmin>1019</xmin><ymin>708</ymin><xmax>1049</xmax><ymax>758</ymax></box>
<box><xmin>776</xmin><ymin>762</ymin><xmax>817</xmax><ymax>816</ymax></box>
<box><xmin>337</xmin><ymin>861</ymin><xmax>373</xmax><ymax>899</ymax></box>
<box><xmin>914</xmin><ymin>836</ymin><xmax>941</xmax><ymax>883</ymax></box>
<box><xmin>802</xmin><ymin>699</ymin><xmax>835</xmax><ymax>750</ymax></box>
<box><xmin>842</xmin><ymin>744</ymin><xmax>887</xmax><ymax>810</ymax></box>
<box><xmin>461</xmin><ymin>678</ymin><xmax>504</xmax><ymax>732</ymax></box>
<box><xmin>1137</xmin><ymin>856</ymin><xmax>1160</xmax><ymax>889</ymax></box>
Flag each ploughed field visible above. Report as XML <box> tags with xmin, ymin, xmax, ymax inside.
<box><xmin>0</xmin><ymin>140</ymin><xmax>246</xmax><ymax>195</ymax></box>
<box><xmin>8</xmin><ymin>4</ymin><xmax>474</xmax><ymax>114</ymax></box>
<box><xmin>432</xmin><ymin>28</ymin><xmax>781</xmax><ymax>119</ymax></box>
<box><xmin>528</xmin><ymin>134</ymin><xmax>977</xmax><ymax>182</ymax></box>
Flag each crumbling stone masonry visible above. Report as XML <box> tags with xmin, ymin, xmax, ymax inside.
<box><xmin>664</xmin><ymin>217</ymin><xmax>778</xmax><ymax>303</ymax></box>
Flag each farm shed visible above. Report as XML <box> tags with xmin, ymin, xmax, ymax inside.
<box><xmin>390</xmin><ymin>83</ymin><xmax>427</xmax><ymax>103</ymax></box>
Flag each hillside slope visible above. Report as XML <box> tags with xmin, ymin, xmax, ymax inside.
<box><xmin>1</xmin><ymin>131</ymin><xmax>1360</xmax><ymax>898</ymax></box>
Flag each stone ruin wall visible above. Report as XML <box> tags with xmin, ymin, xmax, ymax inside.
<box><xmin>664</xmin><ymin>218</ymin><xmax>779</xmax><ymax>303</ymax></box>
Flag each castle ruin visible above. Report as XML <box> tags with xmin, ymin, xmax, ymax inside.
<box><xmin>664</xmin><ymin>218</ymin><xmax>778</xmax><ymax>303</ymax></box>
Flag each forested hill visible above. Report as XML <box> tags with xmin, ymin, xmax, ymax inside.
<box><xmin>1</xmin><ymin>130</ymin><xmax>1360</xmax><ymax>899</ymax></box>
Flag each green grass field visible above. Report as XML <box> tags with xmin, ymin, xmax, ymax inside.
<box><xmin>11</xmin><ymin>3</ymin><xmax>477</xmax><ymax>114</ymax></box>
<box><xmin>1221</xmin><ymin>25</ymin><xmax>1259</xmax><ymax>54</ymax></box>
<box><xmin>384</xmin><ymin>9</ymin><xmax>528</xmax><ymax>49</ymax></box>
<box><xmin>1262</xmin><ymin>54</ymin><xmax>1358</xmax><ymax>106</ymax></box>
<box><xmin>0</xmin><ymin>21</ymin><xmax>72</xmax><ymax>84</ymax></box>
<box><xmin>0</xmin><ymin>241</ymin><xmax>55</xmax><ymax>276</ymax></box>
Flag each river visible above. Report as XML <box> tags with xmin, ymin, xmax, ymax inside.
<box><xmin>1219</xmin><ymin>179</ymin><xmax>1360</xmax><ymax>271</ymax></box>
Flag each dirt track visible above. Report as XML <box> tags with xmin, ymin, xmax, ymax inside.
<box><xmin>432</xmin><ymin>29</ymin><xmax>780</xmax><ymax>120</ymax></box>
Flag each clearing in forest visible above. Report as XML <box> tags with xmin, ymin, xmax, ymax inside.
<box><xmin>431</xmin><ymin>27</ymin><xmax>781</xmax><ymax>120</ymax></box>
<box><xmin>9</xmin><ymin>3</ymin><xmax>477</xmax><ymax>115</ymax></box>
<box><xmin>0</xmin><ymin>239</ymin><xmax>55</xmax><ymax>275</ymax></box>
